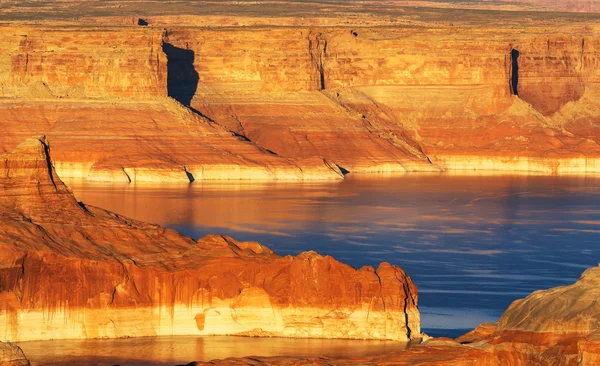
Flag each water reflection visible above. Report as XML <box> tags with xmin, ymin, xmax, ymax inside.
<box><xmin>65</xmin><ymin>174</ymin><xmax>600</xmax><ymax>337</ymax></box>
<box><xmin>19</xmin><ymin>335</ymin><xmax>401</xmax><ymax>366</ymax></box>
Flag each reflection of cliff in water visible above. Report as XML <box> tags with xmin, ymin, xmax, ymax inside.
<box><xmin>18</xmin><ymin>335</ymin><xmax>399</xmax><ymax>366</ymax></box>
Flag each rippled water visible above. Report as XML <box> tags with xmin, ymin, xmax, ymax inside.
<box><xmin>64</xmin><ymin>174</ymin><xmax>600</xmax><ymax>339</ymax></box>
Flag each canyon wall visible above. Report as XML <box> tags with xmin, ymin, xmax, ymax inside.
<box><xmin>185</xmin><ymin>264</ymin><xmax>600</xmax><ymax>365</ymax></box>
<box><xmin>1</xmin><ymin>15</ymin><xmax>600</xmax><ymax>179</ymax></box>
<box><xmin>0</xmin><ymin>137</ymin><xmax>420</xmax><ymax>342</ymax></box>
<box><xmin>0</xmin><ymin>99</ymin><xmax>344</xmax><ymax>182</ymax></box>
<box><xmin>173</xmin><ymin>26</ymin><xmax>600</xmax><ymax>174</ymax></box>
<box><xmin>165</xmin><ymin>27</ymin><xmax>600</xmax><ymax>108</ymax></box>
<box><xmin>0</xmin><ymin>26</ymin><xmax>166</xmax><ymax>99</ymax></box>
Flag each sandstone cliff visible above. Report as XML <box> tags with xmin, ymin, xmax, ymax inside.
<box><xmin>0</xmin><ymin>26</ymin><xmax>344</xmax><ymax>182</ymax></box>
<box><xmin>2</xmin><ymin>14</ymin><xmax>600</xmax><ymax>179</ymax></box>
<box><xmin>0</xmin><ymin>342</ymin><xmax>28</xmax><ymax>366</ymax></box>
<box><xmin>186</xmin><ymin>264</ymin><xmax>600</xmax><ymax>365</ymax></box>
<box><xmin>175</xmin><ymin>26</ymin><xmax>600</xmax><ymax>175</ymax></box>
<box><xmin>0</xmin><ymin>99</ymin><xmax>344</xmax><ymax>182</ymax></box>
<box><xmin>0</xmin><ymin>136</ymin><xmax>420</xmax><ymax>342</ymax></box>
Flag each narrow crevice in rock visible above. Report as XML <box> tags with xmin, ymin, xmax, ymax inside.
<box><xmin>580</xmin><ymin>38</ymin><xmax>585</xmax><ymax>71</ymax></box>
<box><xmin>40</xmin><ymin>138</ymin><xmax>57</xmax><ymax>190</ymax></box>
<box><xmin>77</xmin><ymin>201</ymin><xmax>91</xmax><ymax>214</ymax></box>
<box><xmin>373</xmin><ymin>270</ymin><xmax>386</xmax><ymax>312</ymax></box>
<box><xmin>232</xmin><ymin>131</ymin><xmax>251</xmax><ymax>142</ymax></box>
<box><xmin>402</xmin><ymin>283</ymin><xmax>413</xmax><ymax>339</ymax></box>
<box><xmin>309</xmin><ymin>32</ymin><xmax>327</xmax><ymax>90</ymax></box>
<box><xmin>189</xmin><ymin>106</ymin><xmax>215</xmax><ymax>123</ymax></box>
<box><xmin>336</xmin><ymin>164</ymin><xmax>350</xmax><ymax>175</ymax></box>
<box><xmin>510</xmin><ymin>48</ymin><xmax>520</xmax><ymax>96</ymax></box>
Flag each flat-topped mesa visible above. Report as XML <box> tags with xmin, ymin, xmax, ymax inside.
<box><xmin>0</xmin><ymin>137</ymin><xmax>420</xmax><ymax>342</ymax></box>
<box><xmin>166</xmin><ymin>27</ymin><xmax>600</xmax><ymax>175</ymax></box>
<box><xmin>2</xmin><ymin>22</ymin><xmax>600</xmax><ymax>178</ymax></box>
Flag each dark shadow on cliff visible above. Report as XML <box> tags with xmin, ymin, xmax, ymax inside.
<box><xmin>336</xmin><ymin>165</ymin><xmax>350</xmax><ymax>175</ymax></box>
<box><xmin>510</xmin><ymin>49</ymin><xmax>520</xmax><ymax>96</ymax></box>
<box><xmin>163</xmin><ymin>43</ymin><xmax>199</xmax><ymax>107</ymax></box>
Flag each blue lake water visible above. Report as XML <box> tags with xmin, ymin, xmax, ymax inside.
<box><xmin>66</xmin><ymin>174</ymin><xmax>600</xmax><ymax>338</ymax></box>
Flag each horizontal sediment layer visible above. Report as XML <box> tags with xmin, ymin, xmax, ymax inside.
<box><xmin>1</xmin><ymin>304</ymin><xmax>412</xmax><ymax>342</ymax></box>
<box><xmin>0</xmin><ymin>99</ymin><xmax>344</xmax><ymax>182</ymax></box>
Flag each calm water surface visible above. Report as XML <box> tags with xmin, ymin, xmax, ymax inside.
<box><xmin>19</xmin><ymin>336</ymin><xmax>400</xmax><ymax>365</ymax></box>
<box><xmin>42</xmin><ymin>174</ymin><xmax>600</xmax><ymax>362</ymax></box>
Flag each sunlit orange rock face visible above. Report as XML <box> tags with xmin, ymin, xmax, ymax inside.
<box><xmin>175</xmin><ymin>27</ymin><xmax>600</xmax><ymax>175</ymax></box>
<box><xmin>0</xmin><ymin>27</ymin><xmax>344</xmax><ymax>182</ymax></box>
<box><xmin>183</xmin><ymin>265</ymin><xmax>600</xmax><ymax>365</ymax></box>
<box><xmin>0</xmin><ymin>137</ymin><xmax>420</xmax><ymax>342</ymax></box>
<box><xmin>0</xmin><ymin>342</ymin><xmax>28</xmax><ymax>366</ymax></box>
<box><xmin>0</xmin><ymin>99</ymin><xmax>344</xmax><ymax>183</ymax></box>
<box><xmin>1</xmin><ymin>26</ymin><xmax>166</xmax><ymax>99</ymax></box>
<box><xmin>1</xmin><ymin>11</ymin><xmax>600</xmax><ymax>179</ymax></box>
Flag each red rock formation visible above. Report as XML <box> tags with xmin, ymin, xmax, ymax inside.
<box><xmin>182</xmin><ymin>265</ymin><xmax>600</xmax><ymax>365</ymax></box>
<box><xmin>1</xmin><ymin>26</ymin><xmax>166</xmax><ymax>99</ymax></box>
<box><xmin>2</xmin><ymin>11</ymin><xmax>600</xmax><ymax>180</ymax></box>
<box><xmin>498</xmin><ymin>265</ymin><xmax>600</xmax><ymax>334</ymax></box>
<box><xmin>0</xmin><ymin>137</ymin><xmax>420</xmax><ymax>342</ymax></box>
<box><xmin>1</xmin><ymin>9</ymin><xmax>600</xmax><ymax>179</ymax></box>
<box><xmin>171</xmin><ymin>26</ymin><xmax>600</xmax><ymax>175</ymax></box>
<box><xmin>0</xmin><ymin>342</ymin><xmax>28</xmax><ymax>366</ymax></box>
<box><xmin>0</xmin><ymin>99</ymin><xmax>344</xmax><ymax>182</ymax></box>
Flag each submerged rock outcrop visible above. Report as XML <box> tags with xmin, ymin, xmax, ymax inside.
<box><xmin>0</xmin><ymin>136</ymin><xmax>420</xmax><ymax>342</ymax></box>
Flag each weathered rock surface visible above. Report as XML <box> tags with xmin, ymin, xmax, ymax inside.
<box><xmin>498</xmin><ymin>265</ymin><xmax>600</xmax><ymax>334</ymax></box>
<box><xmin>0</xmin><ymin>136</ymin><xmax>419</xmax><ymax>342</ymax></box>
<box><xmin>176</xmin><ymin>26</ymin><xmax>600</xmax><ymax>175</ymax></box>
<box><xmin>0</xmin><ymin>342</ymin><xmax>28</xmax><ymax>366</ymax></box>
<box><xmin>188</xmin><ymin>264</ymin><xmax>600</xmax><ymax>365</ymax></box>
<box><xmin>0</xmin><ymin>99</ymin><xmax>343</xmax><ymax>182</ymax></box>
<box><xmin>2</xmin><ymin>13</ymin><xmax>600</xmax><ymax>178</ymax></box>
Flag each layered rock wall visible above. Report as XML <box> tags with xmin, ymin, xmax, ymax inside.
<box><xmin>0</xmin><ymin>26</ymin><xmax>166</xmax><ymax>99</ymax></box>
<box><xmin>2</xmin><ymin>22</ymin><xmax>600</xmax><ymax>178</ymax></box>
<box><xmin>184</xmin><ymin>264</ymin><xmax>600</xmax><ymax>365</ymax></box>
<box><xmin>0</xmin><ymin>137</ymin><xmax>419</xmax><ymax>342</ymax></box>
<box><xmin>164</xmin><ymin>28</ymin><xmax>600</xmax><ymax>114</ymax></box>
